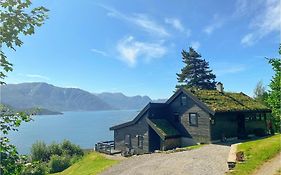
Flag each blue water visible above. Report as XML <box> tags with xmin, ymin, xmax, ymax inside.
<box><xmin>8</xmin><ymin>110</ymin><xmax>138</xmax><ymax>154</ymax></box>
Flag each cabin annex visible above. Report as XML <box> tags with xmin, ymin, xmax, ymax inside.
<box><xmin>110</xmin><ymin>83</ymin><xmax>271</xmax><ymax>154</ymax></box>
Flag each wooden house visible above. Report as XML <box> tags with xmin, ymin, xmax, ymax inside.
<box><xmin>110</xmin><ymin>83</ymin><xmax>271</xmax><ymax>154</ymax></box>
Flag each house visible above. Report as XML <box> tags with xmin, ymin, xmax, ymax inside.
<box><xmin>110</xmin><ymin>83</ymin><xmax>271</xmax><ymax>154</ymax></box>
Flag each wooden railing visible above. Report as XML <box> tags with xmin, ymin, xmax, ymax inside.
<box><xmin>95</xmin><ymin>141</ymin><xmax>120</xmax><ymax>155</ymax></box>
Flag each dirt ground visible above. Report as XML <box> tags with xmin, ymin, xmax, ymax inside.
<box><xmin>101</xmin><ymin>144</ymin><xmax>230</xmax><ymax>175</ymax></box>
<box><xmin>253</xmin><ymin>153</ymin><xmax>281</xmax><ymax>175</ymax></box>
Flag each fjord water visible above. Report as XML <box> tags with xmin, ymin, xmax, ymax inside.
<box><xmin>9</xmin><ymin>110</ymin><xmax>138</xmax><ymax>154</ymax></box>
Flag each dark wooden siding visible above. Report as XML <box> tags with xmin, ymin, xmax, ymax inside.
<box><xmin>211</xmin><ymin>113</ymin><xmax>237</xmax><ymax>140</ymax></box>
<box><xmin>114</xmin><ymin>111</ymin><xmax>149</xmax><ymax>154</ymax></box>
<box><xmin>169</xmin><ymin>92</ymin><xmax>211</xmax><ymax>143</ymax></box>
<box><xmin>211</xmin><ymin>112</ymin><xmax>268</xmax><ymax>140</ymax></box>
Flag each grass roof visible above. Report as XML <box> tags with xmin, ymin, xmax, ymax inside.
<box><xmin>188</xmin><ymin>89</ymin><xmax>271</xmax><ymax>113</ymax></box>
<box><xmin>147</xmin><ymin>118</ymin><xmax>180</xmax><ymax>140</ymax></box>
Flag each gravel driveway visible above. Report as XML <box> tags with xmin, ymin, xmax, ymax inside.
<box><xmin>101</xmin><ymin>144</ymin><xmax>230</xmax><ymax>175</ymax></box>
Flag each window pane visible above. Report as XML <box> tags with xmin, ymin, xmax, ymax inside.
<box><xmin>181</xmin><ymin>96</ymin><xmax>187</xmax><ymax>105</ymax></box>
<box><xmin>189</xmin><ymin>113</ymin><xmax>197</xmax><ymax>126</ymax></box>
<box><xmin>138</xmin><ymin>135</ymin><xmax>143</xmax><ymax>148</ymax></box>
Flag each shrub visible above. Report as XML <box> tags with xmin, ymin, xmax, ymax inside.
<box><xmin>48</xmin><ymin>142</ymin><xmax>63</xmax><ymax>156</ymax></box>
<box><xmin>49</xmin><ymin>155</ymin><xmax>71</xmax><ymax>173</ymax></box>
<box><xmin>61</xmin><ymin>140</ymin><xmax>84</xmax><ymax>157</ymax></box>
<box><xmin>31</xmin><ymin>141</ymin><xmax>50</xmax><ymax>162</ymax></box>
<box><xmin>21</xmin><ymin>162</ymin><xmax>48</xmax><ymax>175</ymax></box>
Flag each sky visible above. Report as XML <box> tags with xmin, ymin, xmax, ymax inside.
<box><xmin>3</xmin><ymin>0</ymin><xmax>280</xmax><ymax>99</ymax></box>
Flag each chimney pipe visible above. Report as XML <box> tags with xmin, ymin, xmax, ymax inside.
<box><xmin>216</xmin><ymin>82</ymin><xmax>224</xmax><ymax>93</ymax></box>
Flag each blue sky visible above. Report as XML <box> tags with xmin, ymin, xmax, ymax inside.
<box><xmin>4</xmin><ymin>0</ymin><xmax>280</xmax><ymax>99</ymax></box>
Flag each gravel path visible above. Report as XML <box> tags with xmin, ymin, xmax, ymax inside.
<box><xmin>101</xmin><ymin>144</ymin><xmax>230</xmax><ymax>175</ymax></box>
<box><xmin>253</xmin><ymin>153</ymin><xmax>281</xmax><ymax>175</ymax></box>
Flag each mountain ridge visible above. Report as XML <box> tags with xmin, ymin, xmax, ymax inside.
<box><xmin>1</xmin><ymin>82</ymin><xmax>153</xmax><ymax>111</ymax></box>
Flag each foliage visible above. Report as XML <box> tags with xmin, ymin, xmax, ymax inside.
<box><xmin>31</xmin><ymin>141</ymin><xmax>50</xmax><ymax>162</ymax></box>
<box><xmin>61</xmin><ymin>140</ymin><xmax>84</xmax><ymax>157</ymax></box>
<box><xmin>228</xmin><ymin>134</ymin><xmax>281</xmax><ymax>175</ymax></box>
<box><xmin>190</xmin><ymin>89</ymin><xmax>270</xmax><ymax>112</ymax></box>
<box><xmin>49</xmin><ymin>143</ymin><xmax>63</xmax><ymax>157</ymax></box>
<box><xmin>0</xmin><ymin>106</ymin><xmax>31</xmax><ymax>175</ymax></box>
<box><xmin>253</xmin><ymin>80</ymin><xmax>268</xmax><ymax>105</ymax></box>
<box><xmin>52</xmin><ymin>152</ymin><xmax>120</xmax><ymax>175</ymax></box>
<box><xmin>21</xmin><ymin>162</ymin><xmax>49</xmax><ymax>175</ymax></box>
<box><xmin>29</xmin><ymin>140</ymin><xmax>84</xmax><ymax>173</ymax></box>
<box><xmin>49</xmin><ymin>155</ymin><xmax>71</xmax><ymax>174</ymax></box>
<box><xmin>176</xmin><ymin>47</ymin><xmax>217</xmax><ymax>90</ymax></box>
<box><xmin>0</xmin><ymin>1</ymin><xmax>48</xmax><ymax>174</ymax></box>
<box><xmin>266</xmin><ymin>45</ymin><xmax>281</xmax><ymax>132</ymax></box>
<box><xmin>0</xmin><ymin>0</ymin><xmax>49</xmax><ymax>84</ymax></box>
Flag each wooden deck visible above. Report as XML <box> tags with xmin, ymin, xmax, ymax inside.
<box><xmin>95</xmin><ymin>141</ymin><xmax>121</xmax><ymax>155</ymax></box>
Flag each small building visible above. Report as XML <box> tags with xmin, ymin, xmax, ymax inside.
<box><xmin>110</xmin><ymin>83</ymin><xmax>271</xmax><ymax>154</ymax></box>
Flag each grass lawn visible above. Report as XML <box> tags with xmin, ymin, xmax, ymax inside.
<box><xmin>228</xmin><ymin>134</ymin><xmax>281</xmax><ymax>175</ymax></box>
<box><xmin>52</xmin><ymin>152</ymin><xmax>120</xmax><ymax>175</ymax></box>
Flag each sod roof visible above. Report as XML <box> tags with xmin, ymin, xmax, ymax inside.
<box><xmin>188</xmin><ymin>89</ymin><xmax>271</xmax><ymax>113</ymax></box>
<box><xmin>146</xmin><ymin>118</ymin><xmax>180</xmax><ymax>140</ymax></box>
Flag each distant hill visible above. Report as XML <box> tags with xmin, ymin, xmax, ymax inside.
<box><xmin>0</xmin><ymin>103</ymin><xmax>62</xmax><ymax>115</ymax></box>
<box><xmin>1</xmin><ymin>82</ymin><xmax>152</xmax><ymax>111</ymax></box>
<box><xmin>96</xmin><ymin>92</ymin><xmax>151</xmax><ymax>110</ymax></box>
<box><xmin>1</xmin><ymin>83</ymin><xmax>113</xmax><ymax>111</ymax></box>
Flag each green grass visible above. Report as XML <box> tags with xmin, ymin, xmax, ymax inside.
<box><xmin>228</xmin><ymin>134</ymin><xmax>281</xmax><ymax>175</ymax></box>
<box><xmin>51</xmin><ymin>152</ymin><xmax>120</xmax><ymax>175</ymax></box>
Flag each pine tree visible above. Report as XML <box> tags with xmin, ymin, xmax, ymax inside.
<box><xmin>176</xmin><ymin>47</ymin><xmax>216</xmax><ymax>90</ymax></box>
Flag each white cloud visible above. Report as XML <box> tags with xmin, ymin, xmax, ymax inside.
<box><xmin>240</xmin><ymin>0</ymin><xmax>281</xmax><ymax>46</ymax></box>
<box><xmin>203</xmin><ymin>14</ymin><xmax>224</xmax><ymax>35</ymax></box>
<box><xmin>165</xmin><ymin>17</ymin><xmax>191</xmax><ymax>37</ymax></box>
<box><xmin>91</xmin><ymin>48</ymin><xmax>108</xmax><ymax>57</ymax></box>
<box><xmin>116</xmin><ymin>36</ymin><xmax>166</xmax><ymax>67</ymax></box>
<box><xmin>20</xmin><ymin>74</ymin><xmax>50</xmax><ymax>80</ymax></box>
<box><xmin>165</xmin><ymin>18</ymin><xmax>184</xmax><ymax>32</ymax></box>
<box><xmin>100</xmin><ymin>5</ymin><xmax>169</xmax><ymax>37</ymax></box>
<box><xmin>191</xmin><ymin>41</ymin><xmax>200</xmax><ymax>50</ymax></box>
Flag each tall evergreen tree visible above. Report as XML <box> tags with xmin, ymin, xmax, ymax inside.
<box><xmin>176</xmin><ymin>47</ymin><xmax>217</xmax><ymax>90</ymax></box>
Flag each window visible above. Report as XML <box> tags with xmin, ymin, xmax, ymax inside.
<box><xmin>137</xmin><ymin>135</ymin><xmax>143</xmax><ymax>149</ymax></box>
<box><xmin>124</xmin><ymin>134</ymin><xmax>131</xmax><ymax>146</ymax></box>
<box><xmin>189</xmin><ymin>113</ymin><xmax>198</xmax><ymax>126</ymax></box>
<box><xmin>181</xmin><ymin>96</ymin><xmax>187</xmax><ymax>106</ymax></box>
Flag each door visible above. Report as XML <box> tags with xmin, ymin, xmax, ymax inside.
<box><xmin>237</xmin><ymin>113</ymin><xmax>246</xmax><ymax>139</ymax></box>
<box><xmin>149</xmin><ymin>127</ymin><xmax>161</xmax><ymax>152</ymax></box>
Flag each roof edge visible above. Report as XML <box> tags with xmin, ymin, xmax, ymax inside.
<box><xmin>110</xmin><ymin>103</ymin><xmax>151</xmax><ymax>130</ymax></box>
<box><xmin>166</xmin><ymin>87</ymin><xmax>215</xmax><ymax>115</ymax></box>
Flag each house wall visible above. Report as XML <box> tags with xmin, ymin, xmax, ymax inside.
<box><xmin>114</xmin><ymin>112</ymin><xmax>149</xmax><ymax>154</ymax></box>
<box><xmin>162</xmin><ymin>137</ymin><xmax>181</xmax><ymax>150</ymax></box>
<box><xmin>211</xmin><ymin>113</ymin><xmax>237</xmax><ymax>140</ymax></box>
<box><xmin>211</xmin><ymin>113</ymin><xmax>268</xmax><ymax>140</ymax></box>
<box><xmin>168</xmin><ymin>92</ymin><xmax>211</xmax><ymax>143</ymax></box>
<box><xmin>245</xmin><ymin>113</ymin><xmax>267</xmax><ymax>135</ymax></box>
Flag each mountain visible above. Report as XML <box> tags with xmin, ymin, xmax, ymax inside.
<box><xmin>1</xmin><ymin>83</ymin><xmax>113</xmax><ymax>111</ymax></box>
<box><xmin>1</xmin><ymin>82</ymin><xmax>153</xmax><ymax>111</ymax></box>
<box><xmin>96</xmin><ymin>92</ymin><xmax>152</xmax><ymax>110</ymax></box>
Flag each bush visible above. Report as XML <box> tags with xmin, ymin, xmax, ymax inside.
<box><xmin>48</xmin><ymin>142</ymin><xmax>63</xmax><ymax>156</ymax></box>
<box><xmin>31</xmin><ymin>141</ymin><xmax>50</xmax><ymax>162</ymax></box>
<box><xmin>61</xmin><ymin>140</ymin><xmax>84</xmax><ymax>157</ymax></box>
<box><xmin>21</xmin><ymin>162</ymin><xmax>48</xmax><ymax>175</ymax></box>
<box><xmin>49</xmin><ymin>155</ymin><xmax>71</xmax><ymax>173</ymax></box>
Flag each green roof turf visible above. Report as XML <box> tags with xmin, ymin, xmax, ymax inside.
<box><xmin>147</xmin><ymin>118</ymin><xmax>180</xmax><ymax>139</ymax></box>
<box><xmin>188</xmin><ymin>89</ymin><xmax>271</xmax><ymax>112</ymax></box>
